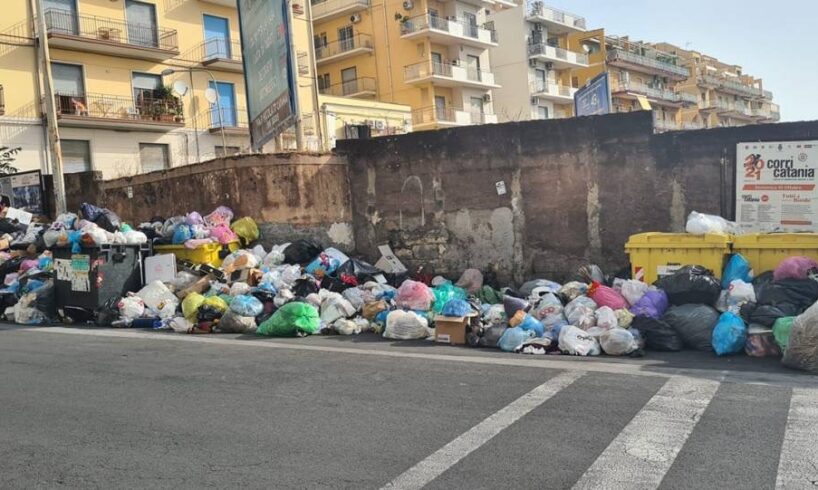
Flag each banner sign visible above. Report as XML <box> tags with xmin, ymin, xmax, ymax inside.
<box><xmin>736</xmin><ymin>141</ymin><xmax>818</xmax><ymax>232</ymax></box>
<box><xmin>574</xmin><ymin>72</ymin><xmax>611</xmax><ymax>117</ymax></box>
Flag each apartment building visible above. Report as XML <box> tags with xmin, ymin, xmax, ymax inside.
<box><xmin>653</xmin><ymin>42</ymin><xmax>780</xmax><ymax>129</ymax></box>
<box><xmin>488</xmin><ymin>1</ymin><xmax>587</xmax><ymax>122</ymax></box>
<box><xmin>310</xmin><ymin>0</ymin><xmax>516</xmax><ymax>131</ymax></box>
<box><xmin>570</xmin><ymin>30</ymin><xmax>698</xmax><ymax>131</ymax></box>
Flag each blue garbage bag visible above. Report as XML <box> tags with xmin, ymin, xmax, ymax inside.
<box><xmin>172</xmin><ymin>224</ymin><xmax>193</xmax><ymax>245</ymax></box>
<box><xmin>712</xmin><ymin>311</ymin><xmax>748</xmax><ymax>356</ymax></box>
<box><xmin>229</xmin><ymin>295</ymin><xmax>264</xmax><ymax>317</ymax></box>
<box><xmin>498</xmin><ymin>327</ymin><xmax>535</xmax><ymax>352</ymax></box>
<box><xmin>441</xmin><ymin>299</ymin><xmax>471</xmax><ymax>317</ymax></box>
<box><xmin>516</xmin><ymin>313</ymin><xmax>545</xmax><ymax>337</ymax></box>
<box><xmin>722</xmin><ymin>254</ymin><xmax>752</xmax><ymax>289</ymax></box>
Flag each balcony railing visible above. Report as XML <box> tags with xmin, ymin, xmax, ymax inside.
<box><xmin>318</xmin><ymin>77</ymin><xmax>377</xmax><ymax>97</ymax></box>
<box><xmin>525</xmin><ymin>2</ymin><xmax>586</xmax><ymax>30</ymax></box>
<box><xmin>206</xmin><ymin>105</ymin><xmax>248</xmax><ymax>131</ymax></box>
<box><xmin>411</xmin><ymin>106</ymin><xmax>494</xmax><ymax>126</ymax></box>
<box><xmin>400</xmin><ymin>13</ymin><xmax>498</xmax><ymax>44</ymax></box>
<box><xmin>763</xmin><ymin>90</ymin><xmax>774</xmax><ymax>100</ymax></box>
<box><xmin>311</xmin><ymin>0</ymin><xmax>370</xmax><ymax>21</ymax></box>
<box><xmin>315</xmin><ymin>33</ymin><xmax>373</xmax><ymax>61</ymax></box>
<box><xmin>200</xmin><ymin>38</ymin><xmax>242</xmax><ymax>63</ymax></box>
<box><xmin>611</xmin><ymin>80</ymin><xmax>696</xmax><ymax>104</ymax></box>
<box><xmin>527</xmin><ymin>43</ymin><xmax>588</xmax><ymax>65</ymax></box>
<box><xmin>404</xmin><ymin>60</ymin><xmax>496</xmax><ymax>85</ymax></box>
<box><xmin>607</xmin><ymin>47</ymin><xmax>688</xmax><ymax>78</ymax></box>
<box><xmin>53</xmin><ymin>91</ymin><xmax>184</xmax><ymax>123</ymax></box>
<box><xmin>44</xmin><ymin>8</ymin><xmax>179</xmax><ymax>52</ymax></box>
<box><xmin>699</xmin><ymin>75</ymin><xmax>763</xmax><ymax>98</ymax></box>
<box><xmin>529</xmin><ymin>80</ymin><xmax>574</xmax><ymax>98</ymax></box>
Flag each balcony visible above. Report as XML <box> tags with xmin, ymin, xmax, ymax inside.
<box><xmin>411</xmin><ymin>106</ymin><xmax>496</xmax><ymax>130</ymax></box>
<box><xmin>404</xmin><ymin>61</ymin><xmax>499</xmax><ymax>89</ymax></box>
<box><xmin>206</xmin><ymin>105</ymin><xmax>249</xmax><ymax>135</ymax></box>
<box><xmin>400</xmin><ymin>14</ymin><xmax>498</xmax><ymax>49</ymax></box>
<box><xmin>529</xmin><ymin>80</ymin><xmax>576</xmax><ymax>103</ymax></box>
<box><xmin>525</xmin><ymin>3</ymin><xmax>586</xmax><ymax>34</ymax></box>
<box><xmin>711</xmin><ymin>100</ymin><xmax>755</xmax><ymax>120</ymax></box>
<box><xmin>194</xmin><ymin>38</ymin><xmax>243</xmax><ymax>72</ymax></box>
<box><xmin>752</xmin><ymin>104</ymin><xmax>781</xmax><ymax>122</ymax></box>
<box><xmin>493</xmin><ymin>0</ymin><xmax>519</xmax><ymax>8</ymax></box>
<box><xmin>311</xmin><ymin>0</ymin><xmax>370</xmax><ymax>22</ymax></box>
<box><xmin>44</xmin><ymin>9</ymin><xmax>179</xmax><ymax>61</ymax></box>
<box><xmin>606</xmin><ymin>48</ymin><xmax>688</xmax><ymax>80</ymax></box>
<box><xmin>198</xmin><ymin>0</ymin><xmax>235</xmax><ymax>6</ymax></box>
<box><xmin>53</xmin><ymin>92</ymin><xmax>184</xmax><ymax>131</ymax></box>
<box><xmin>610</xmin><ymin>80</ymin><xmax>697</xmax><ymax>106</ymax></box>
<box><xmin>653</xmin><ymin>118</ymin><xmax>680</xmax><ymax>132</ymax></box>
<box><xmin>698</xmin><ymin>75</ymin><xmax>764</xmax><ymax>99</ymax></box>
<box><xmin>316</xmin><ymin>33</ymin><xmax>373</xmax><ymax>65</ymax></box>
<box><xmin>319</xmin><ymin>77</ymin><xmax>377</xmax><ymax>98</ymax></box>
<box><xmin>527</xmin><ymin>43</ymin><xmax>588</xmax><ymax>69</ymax></box>
<box><xmin>763</xmin><ymin>90</ymin><xmax>774</xmax><ymax>101</ymax></box>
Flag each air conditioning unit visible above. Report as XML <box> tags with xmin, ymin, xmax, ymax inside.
<box><xmin>528</xmin><ymin>59</ymin><xmax>537</xmax><ymax>67</ymax></box>
<box><xmin>544</xmin><ymin>62</ymin><xmax>553</xmax><ymax>70</ymax></box>
<box><xmin>482</xmin><ymin>93</ymin><xmax>491</xmax><ymax>102</ymax></box>
<box><xmin>530</xmin><ymin>96</ymin><xmax>539</xmax><ymax>105</ymax></box>
<box><xmin>350</xmin><ymin>13</ymin><xmax>362</xmax><ymax>23</ymax></box>
<box><xmin>402</xmin><ymin>0</ymin><xmax>413</xmax><ymax>10</ymax></box>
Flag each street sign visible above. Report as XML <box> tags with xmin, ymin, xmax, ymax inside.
<box><xmin>574</xmin><ymin>72</ymin><xmax>612</xmax><ymax>117</ymax></box>
<box><xmin>238</xmin><ymin>0</ymin><xmax>297</xmax><ymax>150</ymax></box>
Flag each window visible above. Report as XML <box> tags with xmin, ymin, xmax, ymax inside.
<box><xmin>434</xmin><ymin>95</ymin><xmax>446</xmax><ymax>120</ymax></box>
<box><xmin>51</xmin><ymin>62</ymin><xmax>85</xmax><ymax>115</ymax></box>
<box><xmin>132</xmin><ymin>72</ymin><xmax>161</xmax><ymax>103</ymax></box>
<box><xmin>466</xmin><ymin>55</ymin><xmax>481</xmax><ymax>81</ymax></box>
<box><xmin>139</xmin><ymin>143</ymin><xmax>169</xmax><ymax>173</ymax></box>
<box><xmin>215</xmin><ymin>146</ymin><xmax>241</xmax><ymax>158</ymax></box>
<box><xmin>341</xmin><ymin>67</ymin><xmax>358</xmax><ymax>95</ymax></box>
<box><xmin>571</xmin><ymin>76</ymin><xmax>579</xmax><ymax>88</ymax></box>
<box><xmin>209</xmin><ymin>81</ymin><xmax>237</xmax><ymax>127</ymax></box>
<box><xmin>61</xmin><ymin>140</ymin><xmax>91</xmax><ymax>173</ymax></box>
<box><xmin>318</xmin><ymin>73</ymin><xmax>331</xmax><ymax>91</ymax></box>
<box><xmin>338</xmin><ymin>25</ymin><xmax>353</xmax><ymax>50</ymax></box>
<box><xmin>537</xmin><ymin>106</ymin><xmax>549</xmax><ymax>120</ymax></box>
<box><xmin>125</xmin><ymin>0</ymin><xmax>158</xmax><ymax>48</ymax></box>
<box><xmin>44</xmin><ymin>0</ymin><xmax>78</xmax><ymax>35</ymax></box>
<box><xmin>203</xmin><ymin>14</ymin><xmax>231</xmax><ymax>59</ymax></box>
<box><xmin>463</xmin><ymin>12</ymin><xmax>477</xmax><ymax>38</ymax></box>
<box><xmin>314</xmin><ymin>32</ymin><xmax>328</xmax><ymax>49</ymax></box>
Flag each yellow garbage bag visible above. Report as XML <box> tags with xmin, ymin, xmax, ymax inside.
<box><xmin>231</xmin><ymin>217</ymin><xmax>260</xmax><ymax>245</ymax></box>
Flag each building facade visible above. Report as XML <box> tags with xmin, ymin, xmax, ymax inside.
<box><xmin>488</xmin><ymin>2</ymin><xmax>587</xmax><ymax>122</ymax></box>
<box><xmin>310</xmin><ymin>0</ymin><xmax>517</xmax><ymax>131</ymax></box>
<box><xmin>653</xmin><ymin>42</ymin><xmax>780</xmax><ymax>129</ymax></box>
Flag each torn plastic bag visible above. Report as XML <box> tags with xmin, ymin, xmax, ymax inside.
<box><xmin>599</xmin><ymin>328</ymin><xmax>638</xmax><ymax>356</ymax></box>
<box><xmin>396</xmin><ymin>280</ymin><xmax>435</xmax><ymax>311</ymax></box>
<box><xmin>727</xmin><ymin>280</ymin><xmax>756</xmax><ymax>309</ymax></box>
<box><xmin>257</xmin><ymin>301</ymin><xmax>320</xmax><ymax>337</ymax></box>
<box><xmin>782</xmin><ymin>302</ymin><xmax>818</xmax><ymax>373</ymax></box>
<box><xmin>712</xmin><ymin>312</ymin><xmax>748</xmax><ymax>356</ymax></box>
<box><xmin>663</xmin><ymin>304</ymin><xmax>720</xmax><ymax>351</ymax></box>
<box><xmin>383</xmin><ymin>310</ymin><xmax>432</xmax><ymax>340</ymax></box>
<box><xmin>631</xmin><ymin>316</ymin><xmax>683</xmax><ymax>351</ymax></box>
<box><xmin>559</xmin><ymin>325</ymin><xmax>601</xmax><ymax>356</ymax></box>
<box><xmin>722</xmin><ymin>254</ymin><xmax>753</xmax><ymax>289</ymax></box>
<box><xmin>283</xmin><ymin>239</ymin><xmax>323</xmax><ymax>266</ymax></box>
<box><xmin>218</xmin><ymin>310</ymin><xmax>257</xmax><ymax>334</ymax></box>
<box><xmin>515</xmin><ymin>337</ymin><xmax>555</xmax><ymax>355</ymax></box>
<box><xmin>774</xmin><ymin>256</ymin><xmax>818</xmax><ymax>281</ymax></box>
<box><xmin>498</xmin><ymin>327</ymin><xmax>535</xmax><ymax>352</ymax></box>
<box><xmin>654</xmin><ymin>265</ymin><xmax>721</xmax><ymax>306</ymax></box>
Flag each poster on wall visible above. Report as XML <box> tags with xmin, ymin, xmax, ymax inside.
<box><xmin>574</xmin><ymin>72</ymin><xmax>611</xmax><ymax>117</ymax></box>
<box><xmin>736</xmin><ymin>141</ymin><xmax>818</xmax><ymax>232</ymax></box>
<box><xmin>0</xmin><ymin>171</ymin><xmax>44</xmax><ymax>215</ymax></box>
<box><xmin>238</xmin><ymin>0</ymin><xmax>297</xmax><ymax>150</ymax></box>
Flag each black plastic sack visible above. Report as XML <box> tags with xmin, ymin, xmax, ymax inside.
<box><xmin>337</xmin><ymin>259</ymin><xmax>382</xmax><ymax>282</ymax></box>
<box><xmin>94</xmin><ymin>209</ymin><xmax>122</xmax><ymax>233</ymax></box>
<box><xmin>741</xmin><ymin>303</ymin><xmax>798</xmax><ymax>328</ymax></box>
<box><xmin>478</xmin><ymin>324</ymin><xmax>507</xmax><ymax>348</ymax></box>
<box><xmin>283</xmin><ymin>239</ymin><xmax>323</xmax><ymax>266</ymax></box>
<box><xmin>632</xmin><ymin>316</ymin><xmax>683</xmax><ymax>351</ymax></box>
<box><xmin>292</xmin><ymin>278</ymin><xmax>319</xmax><ymax>298</ymax></box>
<box><xmin>94</xmin><ymin>296</ymin><xmax>120</xmax><ymax>327</ymax></box>
<box><xmin>80</xmin><ymin>202</ymin><xmax>104</xmax><ymax>222</ymax></box>
<box><xmin>0</xmin><ymin>256</ymin><xmax>23</xmax><ymax>284</ymax></box>
<box><xmin>320</xmin><ymin>275</ymin><xmax>352</xmax><ymax>293</ymax></box>
<box><xmin>662</xmin><ymin>304</ymin><xmax>719</xmax><ymax>351</ymax></box>
<box><xmin>756</xmin><ymin>279</ymin><xmax>818</xmax><ymax>313</ymax></box>
<box><xmin>654</xmin><ymin>265</ymin><xmax>721</xmax><ymax>306</ymax></box>
<box><xmin>0</xmin><ymin>218</ymin><xmax>28</xmax><ymax>234</ymax></box>
<box><xmin>197</xmin><ymin>305</ymin><xmax>224</xmax><ymax>322</ymax></box>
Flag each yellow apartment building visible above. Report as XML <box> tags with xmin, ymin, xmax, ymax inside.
<box><xmin>488</xmin><ymin>2</ymin><xmax>588</xmax><ymax>122</ymax></box>
<box><xmin>570</xmin><ymin>30</ymin><xmax>697</xmax><ymax>131</ymax></box>
<box><xmin>310</xmin><ymin>0</ymin><xmax>516</xmax><ymax>131</ymax></box>
<box><xmin>653</xmin><ymin>42</ymin><xmax>780</xmax><ymax>129</ymax></box>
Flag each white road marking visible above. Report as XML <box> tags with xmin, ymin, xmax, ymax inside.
<box><xmin>776</xmin><ymin>388</ymin><xmax>818</xmax><ymax>489</ymax></box>
<box><xmin>572</xmin><ymin>376</ymin><xmax>719</xmax><ymax>490</ymax></box>
<box><xmin>382</xmin><ymin>370</ymin><xmax>584</xmax><ymax>490</ymax></box>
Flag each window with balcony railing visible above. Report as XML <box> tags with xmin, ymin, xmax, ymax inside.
<box><xmin>317</xmin><ymin>77</ymin><xmax>377</xmax><ymax>97</ymax></box>
<box><xmin>53</xmin><ymin>92</ymin><xmax>183</xmax><ymax>123</ymax></box>
<box><xmin>315</xmin><ymin>33</ymin><xmax>372</xmax><ymax>60</ymax></box>
<box><xmin>43</xmin><ymin>8</ymin><xmax>179</xmax><ymax>52</ymax></box>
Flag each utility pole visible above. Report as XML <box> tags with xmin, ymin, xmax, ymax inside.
<box><xmin>34</xmin><ymin>0</ymin><xmax>66</xmax><ymax>215</ymax></box>
<box><xmin>287</xmin><ymin>0</ymin><xmax>304</xmax><ymax>151</ymax></box>
<box><xmin>304</xmin><ymin>0</ymin><xmax>324</xmax><ymax>152</ymax></box>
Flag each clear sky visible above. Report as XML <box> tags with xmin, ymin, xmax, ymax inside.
<box><xmin>558</xmin><ymin>0</ymin><xmax>817</xmax><ymax>122</ymax></box>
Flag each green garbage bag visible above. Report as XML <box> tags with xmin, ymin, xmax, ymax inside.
<box><xmin>257</xmin><ymin>302</ymin><xmax>320</xmax><ymax>337</ymax></box>
<box><xmin>432</xmin><ymin>283</ymin><xmax>467</xmax><ymax>314</ymax></box>
<box><xmin>477</xmin><ymin>285</ymin><xmax>503</xmax><ymax>305</ymax></box>
<box><xmin>773</xmin><ymin>317</ymin><xmax>795</xmax><ymax>352</ymax></box>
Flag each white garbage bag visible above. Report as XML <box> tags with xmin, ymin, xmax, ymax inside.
<box><xmin>686</xmin><ymin>211</ymin><xmax>739</xmax><ymax>235</ymax></box>
<box><xmin>599</xmin><ymin>328</ymin><xmax>638</xmax><ymax>356</ymax></box>
<box><xmin>383</xmin><ymin>310</ymin><xmax>433</xmax><ymax>340</ymax></box>
<box><xmin>559</xmin><ymin>325</ymin><xmax>601</xmax><ymax>356</ymax></box>
<box><xmin>136</xmin><ymin>281</ymin><xmax>178</xmax><ymax>319</ymax></box>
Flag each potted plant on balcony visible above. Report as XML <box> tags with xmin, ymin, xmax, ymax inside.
<box><xmin>153</xmin><ymin>85</ymin><xmax>178</xmax><ymax>122</ymax></box>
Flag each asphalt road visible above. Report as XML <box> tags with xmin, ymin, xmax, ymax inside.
<box><xmin>1</xmin><ymin>325</ymin><xmax>817</xmax><ymax>489</ymax></box>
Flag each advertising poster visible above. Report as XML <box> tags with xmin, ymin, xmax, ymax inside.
<box><xmin>736</xmin><ymin>141</ymin><xmax>818</xmax><ymax>232</ymax></box>
<box><xmin>0</xmin><ymin>171</ymin><xmax>44</xmax><ymax>215</ymax></box>
<box><xmin>574</xmin><ymin>72</ymin><xmax>611</xmax><ymax>117</ymax></box>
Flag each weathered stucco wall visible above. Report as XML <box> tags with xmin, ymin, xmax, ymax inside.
<box><xmin>339</xmin><ymin>111</ymin><xmax>818</xmax><ymax>283</ymax></box>
<box><xmin>63</xmin><ymin>153</ymin><xmax>355</xmax><ymax>251</ymax></box>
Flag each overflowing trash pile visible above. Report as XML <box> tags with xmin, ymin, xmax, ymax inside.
<box><xmin>0</xmin><ymin>206</ymin><xmax>817</xmax><ymax>375</ymax></box>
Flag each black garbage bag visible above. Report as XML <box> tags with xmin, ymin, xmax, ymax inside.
<box><xmin>94</xmin><ymin>208</ymin><xmax>122</xmax><ymax>233</ymax></box>
<box><xmin>94</xmin><ymin>296</ymin><xmax>121</xmax><ymax>327</ymax></box>
<box><xmin>320</xmin><ymin>274</ymin><xmax>352</xmax><ymax>293</ymax></box>
<box><xmin>80</xmin><ymin>202</ymin><xmax>105</xmax><ymax>222</ymax></box>
<box><xmin>0</xmin><ymin>218</ymin><xmax>28</xmax><ymax>234</ymax></box>
<box><xmin>197</xmin><ymin>305</ymin><xmax>224</xmax><ymax>322</ymax></box>
<box><xmin>478</xmin><ymin>324</ymin><xmax>507</xmax><ymax>348</ymax></box>
<box><xmin>756</xmin><ymin>279</ymin><xmax>818</xmax><ymax>314</ymax></box>
<box><xmin>0</xmin><ymin>256</ymin><xmax>24</xmax><ymax>284</ymax></box>
<box><xmin>14</xmin><ymin>275</ymin><xmax>57</xmax><ymax>324</ymax></box>
<box><xmin>283</xmin><ymin>239</ymin><xmax>323</xmax><ymax>266</ymax></box>
<box><xmin>292</xmin><ymin>278</ymin><xmax>319</xmax><ymax>297</ymax></box>
<box><xmin>662</xmin><ymin>304</ymin><xmax>719</xmax><ymax>351</ymax></box>
<box><xmin>741</xmin><ymin>302</ymin><xmax>798</xmax><ymax>328</ymax></box>
<box><xmin>337</xmin><ymin>259</ymin><xmax>382</xmax><ymax>282</ymax></box>
<box><xmin>632</xmin><ymin>316</ymin><xmax>684</xmax><ymax>351</ymax></box>
<box><xmin>654</xmin><ymin>265</ymin><xmax>721</xmax><ymax>306</ymax></box>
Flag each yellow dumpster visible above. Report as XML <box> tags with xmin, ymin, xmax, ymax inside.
<box><xmin>153</xmin><ymin>241</ymin><xmax>240</xmax><ymax>267</ymax></box>
<box><xmin>625</xmin><ymin>233</ymin><xmax>732</xmax><ymax>284</ymax></box>
<box><xmin>732</xmin><ymin>233</ymin><xmax>818</xmax><ymax>275</ymax></box>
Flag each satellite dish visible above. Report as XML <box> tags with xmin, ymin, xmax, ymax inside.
<box><xmin>204</xmin><ymin>88</ymin><xmax>218</xmax><ymax>104</ymax></box>
<box><xmin>172</xmin><ymin>80</ymin><xmax>189</xmax><ymax>96</ymax></box>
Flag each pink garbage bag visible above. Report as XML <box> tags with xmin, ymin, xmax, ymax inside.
<box><xmin>210</xmin><ymin>224</ymin><xmax>238</xmax><ymax>245</ymax></box>
<box><xmin>774</xmin><ymin>256</ymin><xmax>818</xmax><ymax>281</ymax></box>
<box><xmin>395</xmin><ymin>280</ymin><xmax>435</xmax><ymax>311</ymax></box>
<box><xmin>204</xmin><ymin>206</ymin><xmax>234</xmax><ymax>228</ymax></box>
<box><xmin>588</xmin><ymin>281</ymin><xmax>629</xmax><ymax>310</ymax></box>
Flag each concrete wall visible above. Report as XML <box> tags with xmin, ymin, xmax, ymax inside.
<box><xmin>339</xmin><ymin>111</ymin><xmax>818</xmax><ymax>283</ymax></box>
<box><xmin>63</xmin><ymin>153</ymin><xmax>355</xmax><ymax>251</ymax></box>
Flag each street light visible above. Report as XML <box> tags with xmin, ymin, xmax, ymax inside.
<box><xmin>160</xmin><ymin>67</ymin><xmax>228</xmax><ymax>159</ymax></box>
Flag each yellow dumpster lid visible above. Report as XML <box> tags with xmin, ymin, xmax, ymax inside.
<box><xmin>625</xmin><ymin>232</ymin><xmax>732</xmax><ymax>249</ymax></box>
<box><xmin>732</xmin><ymin>233</ymin><xmax>818</xmax><ymax>248</ymax></box>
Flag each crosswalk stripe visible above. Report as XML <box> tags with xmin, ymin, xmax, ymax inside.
<box><xmin>382</xmin><ymin>370</ymin><xmax>585</xmax><ymax>490</ymax></box>
<box><xmin>776</xmin><ymin>388</ymin><xmax>818</xmax><ymax>489</ymax></box>
<box><xmin>571</xmin><ymin>376</ymin><xmax>719</xmax><ymax>490</ymax></box>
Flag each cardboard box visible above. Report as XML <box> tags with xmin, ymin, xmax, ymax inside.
<box><xmin>435</xmin><ymin>316</ymin><xmax>468</xmax><ymax>345</ymax></box>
